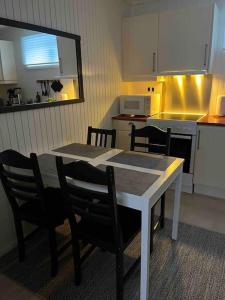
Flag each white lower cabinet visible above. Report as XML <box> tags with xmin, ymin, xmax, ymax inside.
<box><xmin>194</xmin><ymin>125</ymin><xmax>225</xmax><ymax>199</ymax></box>
<box><xmin>112</xmin><ymin>120</ymin><xmax>146</xmax><ymax>151</ymax></box>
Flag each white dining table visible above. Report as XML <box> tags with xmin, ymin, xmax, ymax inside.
<box><xmin>38</xmin><ymin>143</ymin><xmax>184</xmax><ymax>300</ymax></box>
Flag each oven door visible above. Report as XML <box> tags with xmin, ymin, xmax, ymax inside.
<box><xmin>170</xmin><ymin>134</ymin><xmax>195</xmax><ymax>174</ymax></box>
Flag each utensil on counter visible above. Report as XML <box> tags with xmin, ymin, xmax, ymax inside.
<box><xmin>47</xmin><ymin>80</ymin><xmax>51</xmax><ymax>97</ymax></box>
<box><xmin>44</xmin><ymin>81</ymin><xmax>48</xmax><ymax>96</ymax></box>
<box><xmin>41</xmin><ymin>82</ymin><xmax>44</xmax><ymax>96</ymax></box>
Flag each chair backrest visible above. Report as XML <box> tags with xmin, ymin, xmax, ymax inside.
<box><xmin>87</xmin><ymin>126</ymin><xmax>116</xmax><ymax>148</ymax></box>
<box><xmin>130</xmin><ymin>125</ymin><xmax>171</xmax><ymax>155</ymax></box>
<box><xmin>0</xmin><ymin>150</ymin><xmax>45</xmax><ymax>213</ymax></box>
<box><xmin>56</xmin><ymin>157</ymin><xmax>121</xmax><ymax>244</ymax></box>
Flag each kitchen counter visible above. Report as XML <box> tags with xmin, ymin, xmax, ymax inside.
<box><xmin>197</xmin><ymin>115</ymin><xmax>225</xmax><ymax>127</ymax></box>
<box><xmin>0</xmin><ymin>99</ymin><xmax>83</xmax><ymax>114</ymax></box>
<box><xmin>112</xmin><ymin>114</ymin><xmax>149</xmax><ymax>122</ymax></box>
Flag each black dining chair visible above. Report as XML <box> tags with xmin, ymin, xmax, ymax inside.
<box><xmin>0</xmin><ymin>149</ymin><xmax>68</xmax><ymax>277</ymax></box>
<box><xmin>87</xmin><ymin>126</ymin><xmax>116</xmax><ymax>148</ymax></box>
<box><xmin>56</xmin><ymin>157</ymin><xmax>141</xmax><ymax>300</ymax></box>
<box><xmin>130</xmin><ymin>125</ymin><xmax>171</xmax><ymax>252</ymax></box>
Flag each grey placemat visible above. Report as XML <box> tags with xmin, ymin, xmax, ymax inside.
<box><xmin>38</xmin><ymin>154</ymin><xmax>77</xmax><ymax>177</ymax></box>
<box><xmin>53</xmin><ymin>143</ymin><xmax>110</xmax><ymax>158</ymax></box>
<box><xmin>108</xmin><ymin>151</ymin><xmax>176</xmax><ymax>171</ymax></box>
<box><xmin>98</xmin><ymin>164</ymin><xmax>159</xmax><ymax>196</ymax></box>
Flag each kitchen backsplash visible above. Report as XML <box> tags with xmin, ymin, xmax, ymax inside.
<box><xmin>122</xmin><ymin>74</ymin><xmax>212</xmax><ymax>114</ymax></box>
<box><xmin>159</xmin><ymin>75</ymin><xmax>212</xmax><ymax>114</ymax></box>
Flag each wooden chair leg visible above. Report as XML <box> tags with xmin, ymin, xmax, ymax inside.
<box><xmin>116</xmin><ymin>252</ymin><xmax>124</xmax><ymax>300</ymax></box>
<box><xmin>48</xmin><ymin>228</ymin><xmax>58</xmax><ymax>277</ymax></box>
<box><xmin>69</xmin><ymin>217</ymin><xmax>81</xmax><ymax>285</ymax></box>
<box><xmin>14</xmin><ymin>216</ymin><xmax>25</xmax><ymax>262</ymax></box>
<box><xmin>150</xmin><ymin>206</ymin><xmax>155</xmax><ymax>254</ymax></box>
<box><xmin>160</xmin><ymin>193</ymin><xmax>165</xmax><ymax>229</ymax></box>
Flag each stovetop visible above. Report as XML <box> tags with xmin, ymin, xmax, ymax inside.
<box><xmin>150</xmin><ymin>113</ymin><xmax>204</xmax><ymax>122</ymax></box>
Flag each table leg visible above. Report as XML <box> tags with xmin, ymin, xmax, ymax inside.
<box><xmin>172</xmin><ymin>171</ymin><xmax>182</xmax><ymax>240</ymax></box>
<box><xmin>140</xmin><ymin>200</ymin><xmax>151</xmax><ymax>300</ymax></box>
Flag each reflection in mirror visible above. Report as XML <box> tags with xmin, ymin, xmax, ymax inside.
<box><xmin>0</xmin><ymin>23</ymin><xmax>82</xmax><ymax>107</ymax></box>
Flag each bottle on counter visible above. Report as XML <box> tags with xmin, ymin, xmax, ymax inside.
<box><xmin>36</xmin><ymin>92</ymin><xmax>41</xmax><ymax>103</ymax></box>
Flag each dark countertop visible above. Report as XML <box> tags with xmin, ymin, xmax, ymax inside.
<box><xmin>197</xmin><ymin>115</ymin><xmax>225</xmax><ymax>127</ymax></box>
<box><xmin>0</xmin><ymin>99</ymin><xmax>83</xmax><ymax>114</ymax></box>
<box><xmin>112</xmin><ymin>114</ymin><xmax>149</xmax><ymax>122</ymax></box>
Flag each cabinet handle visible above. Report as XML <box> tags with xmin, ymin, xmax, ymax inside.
<box><xmin>197</xmin><ymin>129</ymin><xmax>201</xmax><ymax>149</ymax></box>
<box><xmin>204</xmin><ymin>44</ymin><xmax>208</xmax><ymax>67</ymax></box>
<box><xmin>152</xmin><ymin>52</ymin><xmax>156</xmax><ymax>73</ymax></box>
<box><xmin>0</xmin><ymin>50</ymin><xmax>3</xmax><ymax>78</ymax></box>
<box><xmin>59</xmin><ymin>57</ymin><xmax>63</xmax><ymax>74</ymax></box>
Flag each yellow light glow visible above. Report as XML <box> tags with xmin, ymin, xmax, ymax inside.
<box><xmin>174</xmin><ymin>75</ymin><xmax>185</xmax><ymax>86</ymax></box>
<box><xmin>174</xmin><ymin>75</ymin><xmax>186</xmax><ymax>109</ymax></box>
<box><xmin>195</xmin><ymin>74</ymin><xmax>203</xmax><ymax>87</ymax></box>
<box><xmin>157</xmin><ymin>76</ymin><xmax>165</xmax><ymax>82</ymax></box>
<box><xmin>193</xmin><ymin>74</ymin><xmax>204</xmax><ymax>111</ymax></box>
<box><xmin>162</xmin><ymin>111</ymin><xmax>205</xmax><ymax>115</ymax></box>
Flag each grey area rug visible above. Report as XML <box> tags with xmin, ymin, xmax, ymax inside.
<box><xmin>1</xmin><ymin>220</ymin><xmax>225</xmax><ymax>300</ymax></box>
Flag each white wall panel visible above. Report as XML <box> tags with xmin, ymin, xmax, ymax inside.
<box><xmin>0</xmin><ymin>0</ymin><xmax>123</xmax><ymax>256</ymax></box>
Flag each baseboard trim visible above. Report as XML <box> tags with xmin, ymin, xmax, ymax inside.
<box><xmin>0</xmin><ymin>240</ymin><xmax>17</xmax><ymax>258</ymax></box>
<box><xmin>169</xmin><ymin>184</ymin><xmax>193</xmax><ymax>194</ymax></box>
<box><xmin>0</xmin><ymin>224</ymin><xmax>37</xmax><ymax>258</ymax></box>
<box><xmin>194</xmin><ymin>184</ymin><xmax>225</xmax><ymax>199</ymax></box>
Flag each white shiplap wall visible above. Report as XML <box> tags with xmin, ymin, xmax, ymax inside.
<box><xmin>0</xmin><ymin>0</ymin><xmax>124</xmax><ymax>255</ymax></box>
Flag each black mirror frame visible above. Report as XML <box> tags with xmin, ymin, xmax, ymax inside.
<box><xmin>0</xmin><ymin>17</ymin><xmax>84</xmax><ymax>102</ymax></box>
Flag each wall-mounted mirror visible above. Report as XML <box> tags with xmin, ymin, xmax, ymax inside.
<box><xmin>0</xmin><ymin>18</ymin><xmax>84</xmax><ymax>108</ymax></box>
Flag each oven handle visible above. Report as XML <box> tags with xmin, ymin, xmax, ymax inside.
<box><xmin>171</xmin><ymin>134</ymin><xmax>192</xmax><ymax>140</ymax></box>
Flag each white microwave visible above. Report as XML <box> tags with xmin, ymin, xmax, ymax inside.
<box><xmin>120</xmin><ymin>95</ymin><xmax>160</xmax><ymax>116</ymax></box>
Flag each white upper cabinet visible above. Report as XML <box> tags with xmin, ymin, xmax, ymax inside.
<box><xmin>57</xmin><ymin>37</ymin><xmax>77</xmax><ymax>78</ymax></box>
<box><xmin>158</xmin><ymin>4</ymin><xmax>218</xmax><ymax>75</ymax></box>
<box><xmin>122</xmin><ymin>13</ymin><xmax>158</xmax><ymax>81</ymax></box>
<box><xmin>122</xmin><ymin>4</ymin><xmax>219</xmax><ymax>79</ymax></box>
<box><xmin>0</xmin><ymin>40</ymin><xmax>17</xmax><ymax>83</ymax></box>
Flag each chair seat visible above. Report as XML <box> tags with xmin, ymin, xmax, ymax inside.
<box><xmin>19</xmin><ymin>187</ymin><xmax>65</xmax><ymax>226</ymax></box>
<box><xmin>75</xmin><ymin>206</ymin><xmax>141</xmax><ymax>252</ymax></box>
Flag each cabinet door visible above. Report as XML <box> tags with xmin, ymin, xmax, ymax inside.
<box><xmin>194</xmin><ymin>126</ymin><xmax>225</xmax><ymax>188</ymax></box>
<box><xmin>113</xmin><ymin>120</ymin><xmax>148</xmax><ymax>151</ymax></box>
<box><xmin>116</xmin><ymin>130</ymin><xmax>131</xmax><ymax>150</ymax></box>
<box><xmin>158</xmin><ymin>5</ymin><xmax>214</xmax><ymax>74</ymax></box>
<box><xmin>57</xmin><ymin>37</ymin><xmax>77</xmax><ymax>77</ymax></box>
<box><xmin>0</xmin><ymin>41</ymin><xmax>17</xmax><ymax>82</ymax></box>
<box><xmin>123</xmin><ymin>13</ymin><xmax>158</xmax><ymax>81</ymax></box>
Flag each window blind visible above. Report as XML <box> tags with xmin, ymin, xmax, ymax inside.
<box><xmin>22</xmin><ymin>33</ymin><xmax>59</xmax><ymax>68</ymax></box>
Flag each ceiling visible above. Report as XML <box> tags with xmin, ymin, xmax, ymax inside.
<box><xmin>124</xmin><ymin>0</ymin><xmax>156</xmax><ymax>4</ymax></box>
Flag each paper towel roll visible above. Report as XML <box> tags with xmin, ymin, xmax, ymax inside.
<box><xmin>216</xmin><ymin>95</ymin><xmax>225</xmax><ymax>116</ymax></box>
